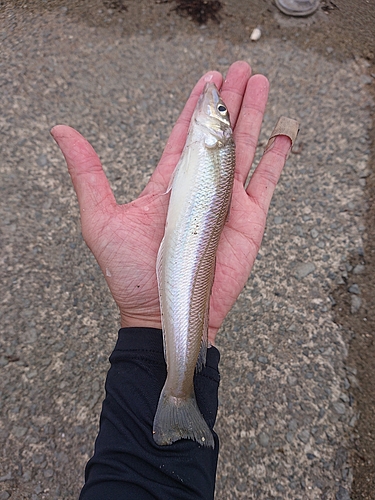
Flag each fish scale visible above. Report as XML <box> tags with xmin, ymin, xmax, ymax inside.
<box><xmin>153</xmin><ymin>83</ymin><xmax>235</xmax><ymax>447</ymax></box>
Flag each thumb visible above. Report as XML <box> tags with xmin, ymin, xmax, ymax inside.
<box><xmin>51</xmin><ymin>125</ymin><xmax>116</xmax><ymax>215</ymax></box>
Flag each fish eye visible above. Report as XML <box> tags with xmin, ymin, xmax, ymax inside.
<box><xmin>217</xmin><ymin>104</ymin><xmax>227</xmax><ymax>114</ymax></box>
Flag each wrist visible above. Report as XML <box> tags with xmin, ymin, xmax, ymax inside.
<box><xmin>120</xmin><ymin>314</ymin><xmax>219</xmax><ymax>345</ymax></box>
<box><xmin>120</xmin><ymin>312</ymin><xmax>162</xmax><ymax>331</ymax></box>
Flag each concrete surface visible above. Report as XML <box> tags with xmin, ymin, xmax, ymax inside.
<box><xmin>0</xmin><ymin>1</ymin><xmax>374</xmax><ymax>499</ymax></box>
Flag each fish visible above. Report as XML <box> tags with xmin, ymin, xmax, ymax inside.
<box><xmin>153</xmin><ymin>82</ymin><xmax>236</xmax><ymax>448</ymax></box>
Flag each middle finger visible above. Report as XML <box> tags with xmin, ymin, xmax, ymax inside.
<box><xmin>220</xmin><ymin>61</ymin><xmax>252</xmax><ymax>128</ymax></box>
<box><xmin>233</xmin><ymin>74</ymin><xmax>269</xmax><ymax>185</ymax></box>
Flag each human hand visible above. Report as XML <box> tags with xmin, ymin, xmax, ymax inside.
<box><xmin>51</xmin><ymin>61</ymin><xmax>292</xmax><ymax>345</ymax></box>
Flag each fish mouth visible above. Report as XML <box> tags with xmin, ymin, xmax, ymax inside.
<box><xmin>196</xmin><ymin>82</ymin><xmax>221</xmax><ymax>116</ymax></box>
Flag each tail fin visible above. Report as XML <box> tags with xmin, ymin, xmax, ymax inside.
<box><xmin>153</xmin><ymin>387</ymin><xmax>214</xmax><ymax>448</ymax></box>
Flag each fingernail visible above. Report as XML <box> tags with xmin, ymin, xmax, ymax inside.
<box><xmin>264</xmin><ymin>116</ymin><xmax>300</xmax><ymax>155</ymax></box>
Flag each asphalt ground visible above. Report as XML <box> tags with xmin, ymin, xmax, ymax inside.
<box><xmin>0</xmin><ymin>1</ymin><xmax>374</xmax><ymax>499</ymax></box>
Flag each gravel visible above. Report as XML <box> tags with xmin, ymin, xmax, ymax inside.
<box><xmin>0</xmin><ymin>1</ymin><xmax>373</xmax><ymax>499</ymax></box>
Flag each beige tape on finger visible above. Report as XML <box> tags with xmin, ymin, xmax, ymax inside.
<box><xmin>264</xmin><ymin>116</ymin><xmax>300</xmax><ymax>155</ymax></box>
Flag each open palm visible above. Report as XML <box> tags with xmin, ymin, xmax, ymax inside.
<box><xmin>52</xmin><ymin>61</ymin><xmax>291</xmax><ymax>345</ymax></box>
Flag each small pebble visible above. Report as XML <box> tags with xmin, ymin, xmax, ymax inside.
<box><xmin>297</xmin><ymin>430</ymin><xmax>310</xmax><ymax>444</ymax></box>
<box><xmin>22</xmin><ymin>470</ymin><xmax>31</xmax><ymax>481</ymax></box>
<box><xmin>65</xmin><ymin>350</ymin><xmax>76</xmax><ymax>360</ymax></box>
<box><xmin>43</xmin><ymin>468</ymin><xmax>54</xmax><ymax>478</ymax></box>
<box><xmin>36</xmin><ymin>153</ymin><xmax>47</xmax><ymax>167</ymax></box>
<box><xmin>349</xmin><ymin>415</ymin><xmax>357</xmax><ymax>427</ymax></box>
<box><xmin>339</xmin><ymin>393</ymin><xmax>349</xmax><ymax>403</ymax></box>
<box><xmin>12</xmin><ymin>426</ymin><xmax>27</xmax><ymax>438</ymax></box>
<box><xmin>360</xmin><ymin>75</ymin><xmax>373</xmax><ymax>85</ymax></box>
<box><xmin>249</xmin><ymin>438</ymin><xmax>257</xmax><ymax>451</ymax></box>
<box><xmin>258</xmin><ymin>356</ymin><xmax>269</xmax><ymax>364</ymax></box>
<box><xmin>335</xmin><ymin>485</ymin><xmax>350</xmax><ymax>500</ymax></box>
<box><xmin>348</xmin><ymin>284</ymin><xmax>360</xmax><ymax>294</ymax></box>
<box><xmin>294</xmin><ymin>262</ymin><xmax>316</xmax><ymax>279</ymax></box>
<box><xmin>32</xmin><ymin>453</ymin><xmax>46</xmax><ymax>464</ymax></box>
<box><xmin>350</xmin><ymin>295</ymin><xmax>362</xmax><ymax>314</ymax></box>
<box><xmin>236</xmin><ymin>482</ymin><xmax>247</xmax><ymax>492</ymax></box>
<box><xmin>286</xmin><ymin>431</ymin><xmax>294</xmax><ymax>443</ymax></box>
<box><xmin>250</xmin><ymin>27</ymin><xmax>261</xmax><ymax>41</ymax></box>
<box><xmin>0</xmin><ymin>357</ymin><xmax>8</xmax><ymax>367</ymax></box>
<box><xmin>332</xmin><ymin>401</ymin><xmax>346</xmax><ymax>415</ymax></box>
<box><xmin>258</xmin><ymin>432</ymin><xmax>270</xmax><ymax>447</ymax></box>
<box><xmin>288</xmin><ymin>419</ymin><xmax>298</xmax><ymax>431</ymax></box>
<box><xmin>353</xmin><ymin>264</ymin><xmax>365</xmax><ymax>275</ymax></box>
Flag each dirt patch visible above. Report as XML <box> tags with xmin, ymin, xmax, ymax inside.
<box><xmin>170</xmin><ymin>0</ymin><xmax>223</xmax><ymax>24</ymax></box>
<box><xmin>6</xmin><ymin>0</ymin><xmax>375</xmax><ymax>62</ymax></box>
<box><xmin>102</xmin><ymin>0</ymin><xmax>128</xmax><ymax>12</ymax></box>
<box><xmin>332</xmin><ymin>122</ymin><xmax>375</xmax><ymax>499</ymax></box>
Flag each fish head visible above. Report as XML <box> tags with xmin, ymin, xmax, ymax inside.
<box><xmin>194</xmin><ymin>83</ymin><xmax>232</xmax><ymax>146</ymax></box>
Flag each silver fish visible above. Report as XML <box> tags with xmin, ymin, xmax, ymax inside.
<box><xmin>153</xmin><ymin>83</ymin><xmax>235</xmax><ymax>448</ymax></box>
